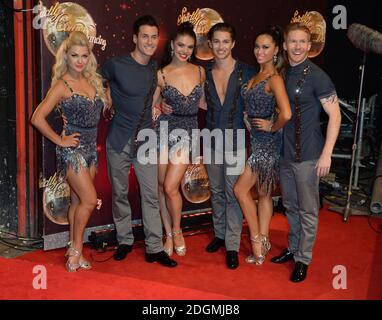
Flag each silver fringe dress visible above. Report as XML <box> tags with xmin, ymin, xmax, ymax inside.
<box><xmin>155</xmin><ymin>67</ymin><xmax>203</xmax><ymax>160</ymax></box>
<box><xmin>242</xmin><ymin>77</ymin><xmax>281</xmax><ymax>195</ymax></box>
<box><xmin>56</xmin><ymin>92</ymin><xmax>104</xmax><ymax>177</ymax></box>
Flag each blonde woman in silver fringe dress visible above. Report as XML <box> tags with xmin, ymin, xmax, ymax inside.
<box><xmin>31</xmin><ymin>31</ymin><xmax>107</xmax><ymax>272</ymax></box>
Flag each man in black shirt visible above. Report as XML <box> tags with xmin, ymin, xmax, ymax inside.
<box><xmin>270</xmin><ymin>22</ymin><xmax>341</xmax><ymax>282</ymax></box>
<box><xmin>102</xmin><ymin>15</ymin><xmax>177</xmax><ymax>268</ymax></box>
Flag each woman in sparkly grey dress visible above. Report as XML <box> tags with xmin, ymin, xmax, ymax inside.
<box><xmin>153</xmin><ymin>22</ymin><xmax>205</xmax><ymax>257</ymax></box>
<box><xmin>31</xmin><ymin>32</ymin><xmax>107</xmax><ymax>272</ymax></box>
<box><xmin>234</xmin><ymin>26</ymin><xmax>291</xmax><ymax>265</ymax></box>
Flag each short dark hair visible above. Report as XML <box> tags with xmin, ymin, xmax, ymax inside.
<box><xmin>208</xmin><ymin>22</ymin><xmax>236</xmax><ymax>41</ymax></box>
<box><xmin>133</xmin><ymin>15</ymin><xmax>159</xmax><ymax>36</ymax></box>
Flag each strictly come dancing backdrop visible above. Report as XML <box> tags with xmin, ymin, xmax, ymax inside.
<box><xmin>35</xmin><ymin>0</ymin><xmax>327</xmax><ymax>249</ymax></box>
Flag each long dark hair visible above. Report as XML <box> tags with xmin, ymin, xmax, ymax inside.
<box><xmin>161</xmin><ymin>22</ymin><xmax>197</xmax><ymax>68</ymax></box>
<box><xmin>256</xmin><ymin>25</ymin><xmax>286</xmax><ymax>75</ymax></box>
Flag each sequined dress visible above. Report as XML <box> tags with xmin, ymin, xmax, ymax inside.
<box><xmin>56</xmin><ymin>80</ymin><xmax>104</xmax><ymax>177</ymax></box>
<box><xmin>242</xmin><ymin>76</ymin><xmax>281</xmax><ymax>194</ymax></box>
<box><xmin>155</xmin><ymin>66</ymin><xmax>203</xmax><ymax>159</ymax></box>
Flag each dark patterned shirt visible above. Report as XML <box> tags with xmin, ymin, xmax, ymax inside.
<box><xmin>282</xmin><ymin>59</ymin><xmax>336</xmax><ymax>161</ymax></box>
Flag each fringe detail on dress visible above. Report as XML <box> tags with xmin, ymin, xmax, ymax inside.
<box><xmin>247</xmin><ymin>141</ymin><xmax>279</xmax><ymax>195</ymax></box>
<box><xmin>57</xmin><ymin>150</ymin><xmax>97</xmax><ymax>179</ymax></box>
<box><xmin>168</xmin><ymin>132</ymin><xmax>192</xmax><ymax>162</ymax></box>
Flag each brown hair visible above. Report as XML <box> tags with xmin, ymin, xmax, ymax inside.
<box><xmin>208</xmin><ymin>22</ymin><xmax>236</xmax><ymax>41</ymax></box>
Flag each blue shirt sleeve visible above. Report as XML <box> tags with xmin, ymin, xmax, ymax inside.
<box><xmin>313</xmin><ymin>68</ymin><xmax>336</xmax><ymax>100</ymax></box>
<box><xmin>101</xmin><ymin>58</ymin><xmax>114</xmax><ymax>81</ymax></box>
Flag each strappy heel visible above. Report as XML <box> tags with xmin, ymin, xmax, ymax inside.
<box><xmin>163</xmin><ymin>232</ymin><xmax>174</xmax><ymax>257</ymax></box>
<box><xmin>65</xmin><ymin>241</ymin><xmax>92</xmax><ymax>270</ymax></box>
<box><xmin>246</xmin><ymin>234</ymin><xmax>266</xmax><ymax>265</ymax></box>
<box><xmin>261</xmin><ymin>234</ymin><xmax>271</xmax><ymax>256</ymax></box>
<box><xmin>65</xmin><ymin>247</ymin><xmax>81</xmax><ymax>272</ymax></box>
<box><xmin>172</xmin><ymin>229</ymin><xmax>186</xmax><ymax>256</ymax></box>
<box><xmin>78</xmin><ymin>255</ymin><xmax>92</xmax><ymax>269</ymax></box>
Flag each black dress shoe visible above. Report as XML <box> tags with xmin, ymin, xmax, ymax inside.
<box><xmin>290</xmin><ymin>261</ymin><xmax>308</xmax><ymax>282</ymax></box>
<box><xmin>145</xmin><ymin>251</ymin><xmax>178</xmax><ymax>268</ymax></box>
<box><xmin>226</xmin><ymin>251</ymin><xmax>239</xmax><ymax>269</ymax></box>
<box><xmin>270</xmin><ymin>248</ymin><xmax>294</xmax><ymax>264</ymax></box>
<box><xmin>206</xmin><ymin>237</ymin><xmax>225</xmax><ymax>253</ymax></box>
<box><xmin>113</xmin><ymin>244</ymin><xmax>133</xmax><ymax>261</ymax></box>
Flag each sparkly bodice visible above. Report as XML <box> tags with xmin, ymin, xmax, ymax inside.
<box><xmin>157</xmin><ymin>84</ymin><xmax>202</xmax><ymax>131</ymax></box>
<box><xmin>59</xmin><ymin>94</ymin><xmax>103</xmax><ymax>127</ymax></box>
<box><xmin>242</xmin><ymin>78</ymin><xmax>276</xmax><ymax>120</ymax></box>
<box><xmin>156</xmin><ymin>84</ymin><xmax>202</xmax><ymax>156</ymax></box>
<box><xmin>162</xmin><ymin>84</ymin><xmax>202</xmax><ymax>115</ymax></box>
<box><xmin>56</xmin><ymin>92</ymin><xmax>104</xmax><ymax>176</ymax></box>
<box><xmin>58</xmin><ymin>94</ymin><xmax>103</xmax><ymax>144</ymax></box>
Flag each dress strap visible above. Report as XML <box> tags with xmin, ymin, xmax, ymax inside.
<box><xmin>62</xmin><ymin>79</ymin><xmax>74</xmax><ymax>93</ymax></box>
<box><xmin>198</xmin><ymin>65</ymin><xmax>202</xmax><ymax>85</ymax></box>
<box><xmin>265</xmin><ymin>73</ymin><xmax>277</xmax><ymax>82</ymax></box>
<box><xmin>160</xmin><ymin>69</ymin><xmax>167</xmax><ymax>86</ymax></box>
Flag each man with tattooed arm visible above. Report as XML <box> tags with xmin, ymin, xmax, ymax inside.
<box><xmin>269</xmin><ymin>22</ymin><xmax>341</xmax><ymax>283</ymax></box>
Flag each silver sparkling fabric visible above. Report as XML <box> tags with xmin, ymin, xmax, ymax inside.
<box><xmin>56</xmin><ymin>94</ymin><xmax>104</xmax><ymax>177</ymax></box>
<box><xmin>156</xmin><ymin>84</ymin><xmax>203</xmax><ymax>159</ymax></box>
<box><xmin>242</xmin><ymin>79</ymin><xmax>281</xmax><ymax>195</ymax></box>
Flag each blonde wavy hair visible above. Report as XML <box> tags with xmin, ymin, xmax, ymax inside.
<box><xmin>51</xmin><ymin>31</ymin><xmax>106</xmax><ymax>102</ymax></box>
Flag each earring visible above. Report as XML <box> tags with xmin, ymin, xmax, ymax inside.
<box><xmin>188</xmin><ymin>55</ymin><xmax>191</xmax><ymax>62</ymax></box>
<box><xmin>171</xmin><ymin>49</ymin><xmax>174</xmax><ymax>57</ymax></box>
<box><xmin>273</xmin><ymin>54</ymin><xmax>278</xmax><ymax>64</ymax></box>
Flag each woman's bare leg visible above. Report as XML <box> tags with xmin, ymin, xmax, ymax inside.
<box><xmin>234</xmin><ymin>165</ymin><xmax>262</xmax><ymax>257</ymax></box>
<box><xmin>66</xmin><ymin>165</ymin><xmax>97</xmax><ymax>269</ymax></box>
<box><xmin>164</xmin><ymin>150</ymin><xmax>189</xmax><ymax>253</ymax></box>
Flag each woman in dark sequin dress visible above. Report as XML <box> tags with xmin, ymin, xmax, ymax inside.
<box><xmin>31</xmin><ymin>32</ymin><xmax>107</xmax><ymax>272</ymax></box>
<box><xmin>153</xmin><ymin>22</ymin><xmax>205</xmax><ymax>257</ymax></box>
<box><xmin>234</xmin><ymin>26</ymin><xmax>291</xmax><ymax>265</ymax></box>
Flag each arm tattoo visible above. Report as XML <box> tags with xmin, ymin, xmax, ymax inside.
<box><xmin>320</xmin><ymin>93</ymin><xmax>338</xmax><ymax>106</ymax></box>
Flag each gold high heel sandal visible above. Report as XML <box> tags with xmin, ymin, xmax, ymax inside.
<box><xmin>172</xmin><ymin>230</ymin><xmax>186</xmax><ymax>256</ymax></box>
<box><xmin>245</xmin><ymin>234</ymin><xmax>267</xmax><ymax>265</ymax></box>
<box><xmin>163</xmin><ymin>232</ymin><xmax>174</xmax><ymax>257</ymax></box>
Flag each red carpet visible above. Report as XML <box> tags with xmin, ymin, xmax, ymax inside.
<box><xmin>1</xmin><ymin>207</ymin><xmax>381</xmax><ymax>300</ymax></box>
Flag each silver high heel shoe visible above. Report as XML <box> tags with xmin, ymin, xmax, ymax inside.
<box><xmin>65</xmin><ymin>242</ymin><xmax>92</xmax><ymax>270</ymax></box>
<box><xmin>261</xmin><ymin>234</ymin><xmax>271</xmax><ymax>256</ymax></box>
<box><xmin>163</xmin><ymin>232</ymin><xmax>174</xmax><ymax>257</ymax></box>
<box><xmin>65</xmin><ymin>247</ymin><xmax>81</xmax><ymax>272</ymax></box>
<box><xmin>78</xmin><ymin>257</ymin><xmax>92</xmax><ymax>270</ymax></box>
<box><xmin>245</xmin><ymin>234</ymin><xmax>267</xmax><ymax>265</ymax></box>
<box><xmin>173</xmin><ymin>229</ymin><xmax>186</xmax><ymax>256</ymax></box>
